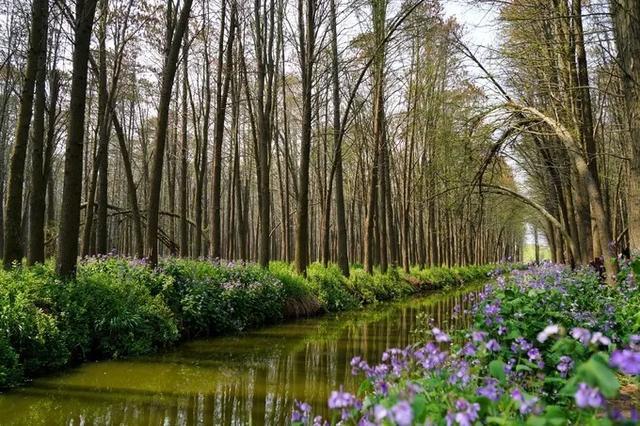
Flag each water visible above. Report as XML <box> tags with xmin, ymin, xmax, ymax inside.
<box><xmin>0</xmin><ymin>284</ymin><xmax>484</xmax><ymax>425</ymax></box>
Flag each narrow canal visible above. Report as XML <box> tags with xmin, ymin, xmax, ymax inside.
<box><xmin>0</xmin><ymin>284</ymin><xmax>484</xmax><ymax>425</ymax></box>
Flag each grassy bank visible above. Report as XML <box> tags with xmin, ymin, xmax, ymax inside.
<box><xmin>293</xmin><ymin>261</ymin><xmax>640</xmax><ymax>425</ymax></box>
<box><xmin>0</xmin><ymin>257</ymin><xmax>500</xmax><ymax>389</ymax></box>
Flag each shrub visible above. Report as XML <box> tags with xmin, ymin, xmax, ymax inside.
<box><xmin>307</xmin><ymin>263</ymin><xmax>359</xmax><ymax>311</ymax></box>
<box><xmin>74</xmin><ymin>259</ymin><xmax>179</xmax><ymax>357</ymax></box>
<box><xmin>270</xmin><ymin>261</ymin><xmax>322</xmax><ymax>318</ymax></box>
<box><xmin>0</xmin><ymin>266</ymin><xmax>68</xmax><ymax>376</ymax></box>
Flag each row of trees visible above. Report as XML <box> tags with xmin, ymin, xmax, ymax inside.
<box><xmin>7</xmin><ymin>0</ymin><xmax>610</xmax><ymax>278</ymax></box>
<box><xmin>468</xmin><ymin>0</ymin><xmax>639</xmax><ymax>283</ymax></box>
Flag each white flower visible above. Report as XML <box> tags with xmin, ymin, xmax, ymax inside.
<box><xmin>537</xmin><ymin>324</ymin><xmax>560</xmax><ymax>343</ymax></box>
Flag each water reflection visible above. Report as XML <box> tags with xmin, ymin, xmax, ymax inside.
<box><xmin>0</xmin><ymin>285</ymin><xmax>484</xmax><ymax>425</ymax></box>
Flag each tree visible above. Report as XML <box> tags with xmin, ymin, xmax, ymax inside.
<box><xmin>56</xmin><ymin>0</ymin><xmax>100</xmax><ymax>276</ymax></box>
<box><xmin>4</xmin><ymin>0</ymin><xmax>49</xmax><ymax>267</ymax></box>
<box><xmin>145</xmin><ymin>0</ymin><xmax>194</xmax><ymax>266</ymax></box>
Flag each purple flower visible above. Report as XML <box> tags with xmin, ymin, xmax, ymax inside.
<box><xmin>373</xmin><ymin>405</ymin><xmax>388</xmax><ymax>421</ymax></box>
<box><xmin>556</xmin><ymin>356</ymin><xmax>573</xmax><ymax>378</ymax></box>
<box><xmin>328</xmin><ymin>387</ymin><xmax>357</xmax><ymax>409</ymax></box>
<box><xmin>511</xmin><ymin>337</ymin><xmax>532</xmax><ymax>353</ymax></box>
<box><xmin>571</xmin><ymin>328</ymin><xmax>591</xmax><ymax>345</ymax></box>
<box><xmin>472</xmin><ymin>331</ymin><xmax>487</xmax><ymax>342</ymax></box>
<box><xmin>610</xmin><ymin>349</ymin><xmax>640</xmax><ymax>375</ymax></box>
<box><xmin>574</xmin><ymin>383</ymin><xmax>605</xmax><ymax>408</ymax></box>
<box><xmin>527</xmin><ymin>347</ymin><xmax>541</xmax><ymax>362</ymax></box>
<box><xmin>511</xmin><ymin>388</ymin><xmax>540</xmax><ymax>415</ymax></box>
<box><xmin>391</xmin><ymin>401</ymin><xmax>413</xmax><ymax>426</ymax></box>
<box><xmin>537</xmin><ymin>324</ymin><xmax>560</xmax><ymax>343</ymax></box>
<box><xmin>485</xmin><ymin>339</ymin><xmax>501</xmax><ymax>352</ymax></box>
<box><xmin>497</xmin><ymin>325</ymin><xmax>508</xmax><ymax>335</ymax></box>
<box><xmin>446</xmin><ymin>399</ymin><xmax>480</xmax><ymax>426</ymax></box>
<box><xmin>448</xmin><ymin>360</ymin><xmax>471</xmax><ymax>386</ymax></box>
<box><xmin>292</xmin><ymin>400</ymin><xmax>312</xmax><ymax>422</ymax></box>
<box><xmin>433</xmin><ymin>327</ymin><xmax>451</xmax><ymax>343</ymax></box>
<box><xmin>485</xmin><ymin>302</ymin><xmax>500</xmax><ymax>317</ymax></box>
<box><xmin>630</xmin><ymin>335</ymin><xmax>640</xmax><ymax>350</ymax></box>
<box><xmin>590</xmin><ymin>332</ymin><xmax>611</xmax><ymax>346</ymax></box>
<box><xmin>461</xmin><ymin>342</ymin><xmax>477</xmax><ymax>357</ymax></box>
<box><xmin>477</xmin><ymin>378</ymin><xmax>503</xmax><ymax>401</ymax></box>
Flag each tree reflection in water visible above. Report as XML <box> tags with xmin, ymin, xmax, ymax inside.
<box><xmin>0</xmin><ymin>285</ymin><xmax>485</xmax><ymax>425</ymax></box>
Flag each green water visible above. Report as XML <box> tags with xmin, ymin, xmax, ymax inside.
<box><xmin>0</xmin><ymin>285</ymin><xmax>483</xmax><ymax>425</ymax></box>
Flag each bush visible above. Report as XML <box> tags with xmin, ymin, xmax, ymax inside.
<box><xmin>307</xmin><ymin>263</ymin><xmax>359</xmax><ymax>311</ymax></box>
<box><xmin>0</xmin><ymin>266</ymin><xmax>68</xmax><ymax>376</ymax></box>
<box><xmin>0</xmin><ymin>257</ymin><xmax>496</xmax><ymax>389</ymax></box>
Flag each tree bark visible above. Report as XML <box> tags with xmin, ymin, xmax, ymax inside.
<box><xmin>4</xmin><ymin>0</ymin><xmax>49</xmax><ymax>267</ymax></box>
<box><xmin>57</xmin><ymin>0</ymin><xmax>99</xmax><ymax>276</ymax></box>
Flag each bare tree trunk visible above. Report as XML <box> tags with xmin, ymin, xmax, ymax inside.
<box><xmin>4</xmin><ymin>0</ymin><xmax>48</xmax><ymax>267</ymax></box>
<box><xmin>57</xmin><ymin>0</ymin><xmax>99</xmax><ymax>276</ymax></box>
<box><xmin>294</xmin><ymin>0</ymin><xmax>316</xmax><ymax>274</ymax></box>
<box><xmin>610</xmin><ymin>0</ymin><xmax>640</xmax><ymax>254</ymax></box>
<box><xmin>26</xmin><ymin>3</ymin><xmax>49</xmax><ymax>265</ymax></box>
<box><xmin>145</xmin><ymin>0</ymin><xmax>193</xmax><ymax>266</ymax></box>
<box><xmin>211</xmin><ymin>1</ymin><xmax>237</xmax><ymax>258</ymax></box>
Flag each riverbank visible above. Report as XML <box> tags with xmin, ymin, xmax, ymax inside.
<box><xmin>0</xmin><ymin>257</ymin><xmax>505</xmax><ymax>389</ymax></box>
<box><xmin>294</xmin><ymin>261</ymin><xmax>640</xmax><ymax>425</ymax></box>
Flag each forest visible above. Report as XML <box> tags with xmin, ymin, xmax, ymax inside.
<box><xmin>0</xmin><ymin>0</ymin><xmax>638</xmax><ymax>423</ymax></box>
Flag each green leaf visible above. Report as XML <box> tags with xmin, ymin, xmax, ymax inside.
<box><xmin>489</xmin><ymin>359</ymin><xmax>507</xmax><ymax>384</ymax></box>
<box><xmin>576</xmin><ymin>353</ymin><xmax>619</xmax><ymax>398</ymax></box>
<box><xmin>412</xmin><ymin>394</ymin><xmax>427</xmax><ymax>423</ymax></box>
<box><xmin>487</xmin><ymin>416</ymin><xmax>508</xmax><ymax>425</ymax></box>
<box><xmin>357</xmin><ymin>378</ymin><xmax>373</xmax><ymax>397</ymax></box>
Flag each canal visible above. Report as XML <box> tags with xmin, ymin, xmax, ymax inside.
<box><xmin>0</xmin><ymin>284</ymin><xmax>484</xmax><ymax>425</ymax></box>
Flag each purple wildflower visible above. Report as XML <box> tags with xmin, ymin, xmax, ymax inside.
<box><xmin>590</xmin><ymin>332</ymin><xmax>611</xmax><ymax>346</ymax></box>
<box><xmin>433</xmin><ymin>327</ymin><xmax>451</xmax><ymax>343</ymax></box>
<box><xmin>472</xmin><ymin>331</ymin><xmax>487</xmax><ymax>342</ymax></box>
<box><xmin>291</xmin><ymin>400</ymin><xmax>312</xmax><ymax>422</ymax></box>
<box><xmin>391</xmin><ymin>401</ymin><xmax>413</xmax><ymax>426</ymax></box>
<box><xmin>511</xmin><ymin>388</ymin><xmax>540</xmax><ymax>415</ymax></box>
<box><xmin>477</xmin><ymin>378</ymin><xmax>503</xmax><ymax>401</ymax></box>
<box><xmin>446</xmin><ymin>399</ymin><xmax>480</xmax><ymax>426</ymax></box>
<box><xmin>328</xmin><ymin>387</ymin><xmax>357</xmax><ymax>409</ymax></box>
<box><xmin>571</xmin><ymin>328</ymin><xmax>591</xmax><ymax>345</ymax></box>
<box><xmin>574</xmin><ymin>383</ymin><xmax>605</xmax><ymax>408</ymax></box>
<box><xmin>485</xmin><ymin>339</ymin><xmax>501</xmax><ymax>352</ymax></box>
<box><xmin>373</xmin><ymin>405</ymin><xmax>388</xmax><ymax>422</ymax></box>
<box><xmin>448</xmin><ymin>360</ymin><xmax>471</xmax><ymax>386</ymax></box>
<box><xmin>556</xmin><ymin>356</ymin><xmax>573</xmax><ymax>378</ymax></box>
<box><xmin>610</xmin><ymin>349</ymin><xmax>640</xmax><ymax>375</ymax></box>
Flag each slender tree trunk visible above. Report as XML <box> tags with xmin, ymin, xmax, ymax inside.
<box><xmin>27</xmin><ymin>4</ymin><xmax>49</xmax><ymax>265</ymax></box>
<box><xmin>4</xmin><ymin>0</ymin><xmax>49</xmax><ymax>267</ymax></box>
<box><xmin>57</xmin><ymin>0</ymin><xmax>99</xmax><ymax>276</ymax></box>
<box><xmin>331</xmin><ymin>22</ymin><xmax>350</xmax><ymax>277</ymax></box>
<box><xmin>610</xmin><ymin>0</ymin><xmax>640</xmax><ymax>253</ymax></box>
<box><xmin>211</xmin><ymin>1</ymin><xmax>237</xmax><ymax>258</ymax></box>
<box><xmin>145</xmin><ymin>0</ymin><xmax>193</xmax><ymax>266</ymax></box>
<box><xmin>294</xmin><ymin>0</ymin><xmax>315</xmax><ymax>274</ymax></box>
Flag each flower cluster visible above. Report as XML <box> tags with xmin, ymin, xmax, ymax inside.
<box><xmin>290</xmin><ymin>262</ymin><xmax>640</xmax><ymax>425</ymax></box>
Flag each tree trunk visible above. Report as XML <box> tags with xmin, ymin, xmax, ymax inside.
<box><xmin>4</xmin><ymin>0</ymin><xmax>49</xmax><ymax>267</ymax></box>
<box><xmin>145</xmin><ymin>0</ymin><xmax>193</xmax><ymax>266</ymax></box>
<box><xmin>57</xmin><ymin>0</ymin><xmax>99</xmax><ymax>276</ymax></box>
<box><xmin>610</xmin><ymin>0</ymin><xmax>640</xmax><ymax>254</ymax></box>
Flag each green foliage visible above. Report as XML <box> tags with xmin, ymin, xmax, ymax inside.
<box><xmin>347</xmin><ymin>268</ymin><xmax>414</xmax><ymax>304</ymax></box>
<box><xmin>0</xmin><ymin>257</ymin><xmax>494</xmax><ymax>389</ymax></box>
<box><xmin>307</xmin><ymin>263</ymin><xmax>360</xmax><ymax>311</ymax></box>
